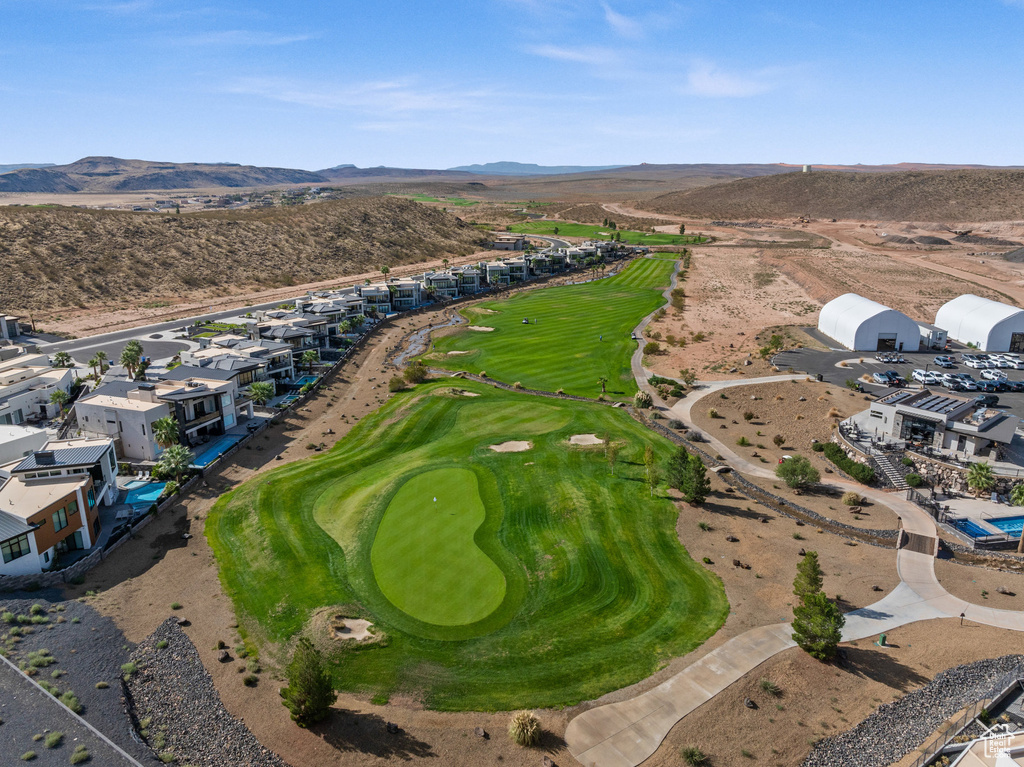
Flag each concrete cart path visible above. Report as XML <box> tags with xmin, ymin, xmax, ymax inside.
<box><xmin>566</xmin><ymin>375</ymin><xmax>1024</xmax><ymax>767</ymax></box>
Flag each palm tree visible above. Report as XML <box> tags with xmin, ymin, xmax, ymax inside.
<box><xmin>51</xmin><ymin>351</ymin><xmax>72</xmax><ymax>368</ymax></box>
<box><xmin>95</xmin><ymin>350</ymin><xmax>108</xmax><ymax>374</ymax></box>
<box><xmin>300</xmin><ymin>349</ymin><xmax>319</xmax><ymax>374</ymax></box>
<box><xmin>380</xmin><ymin>265</ymin><xmax>390</xmax><ymax>281</ymax></box>
<box><xmin>119</xmin><ymin>340</ymin><xmax>144</xmax><ymax>380</ymax></box>
<box><xmin>152</xmin><ymin>416</ymin><xmax>180</xmax><ymax>449</ymax></box>
<box><xmin>338</xmin><ymin>319</ymin><xmax>352</xmax><ymax>335</ymax></box>
<box><xmin>598</xmin><ymin>376</ymin><xmax>608</xmax><ymax>393</ymax></box>
<box><xmin>88</xmin><ymin>355</ymin><xmax>102</xmax><ymax>379</ymax></box>
<box><xmin>49</xmin><ymin>388</ymin><xmax>70</xmax><ymax>415</ymax></box>
<box><xmin>157</xmin><ymin>444</ymin><xmax>193</xmax><ymax>484</ymax></box>
<box><xmin>442</xmin><ymin>258</ymin><xmax>450</xmax><ymax>270</ymax></box>
<box><xmin>966</xmin><ymin>461</ymin><xmax>996</xmax><ymax>498</ymax></box>
<box><xmin>247</xmin><ymin>380</ymin><xmax>275</xmax><ymax>406</ymax></box>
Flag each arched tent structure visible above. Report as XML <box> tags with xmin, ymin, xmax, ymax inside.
<box><xmin>934</xmin><ymin>294</ymin><xmax>1024</xmax><ymax>352</ymax></box>
<box><xmin>817</xmin><ymin>293</ymin><xmax>921</xmax><ymax>351</ymax></box>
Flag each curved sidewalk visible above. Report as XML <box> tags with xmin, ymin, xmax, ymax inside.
<box><xmin>566</xmin><ymin>376</ymin><xmax>1024</xmax><ymax>767</ymax></box>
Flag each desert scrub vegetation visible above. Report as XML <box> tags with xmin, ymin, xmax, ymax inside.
<box><xmin>0</xmin><ymin>197</ymin><xmax>487</xmax><ymax>314</ymax></box>
<box><xmin>508</xmin><ymin>711</ymin><xmax>541</xmax><ymax>746</ymax></box>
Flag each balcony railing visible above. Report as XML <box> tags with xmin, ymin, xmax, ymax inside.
<box><xmin>183</xmin><ymin>410</ymin><xmax>222</xmax><ymax>431</ymax></box>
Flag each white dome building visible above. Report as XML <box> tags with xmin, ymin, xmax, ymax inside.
<box><xmin>934</xmin><ymin>294</ymin><xmax>1024</xmax><ymax>352</ymax></box>
<box><xmin>817</xmin><ymin>293</ymin><xmax>921</xmax><ymax>351</ymax></box>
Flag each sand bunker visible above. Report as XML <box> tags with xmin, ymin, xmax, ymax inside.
<box><xmin>569</xmin><ymin>434</ymin><xmax>604</xmax><ymax>446</ymax></box>
<box><xmin>467</xmin><ymin>325</ymin><xmax>495</xmax><ymax>332</ymax></box>
<box><xmin>447</xmin><ymin>350</ymin><xmax>471</xmax><ymax>355</ymax></box>
<box><xmin>333</xmin><ymin>618</ymin><xmax>374</xmax><ymax>641</ymax></box>
<box><xmin>489</xmin><ymin>440</ymin><xmax>532</xmax><ymax>453</ymax></box>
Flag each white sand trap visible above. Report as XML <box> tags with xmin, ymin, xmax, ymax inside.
<box><xmin>489</xmin><ymin>440</ymin><xmax>532</xmax><ymax>453</ymax></box>
<box><xmin>447</xmin><ymin>350</ymin><xmax>471</xmax><ymax>355</ymax></box>
<box><xmin>474</xmin><ymin>308</ymin><xmax>499</xmax><ymax>314</ymax></box>
<box><xmin>569</xmin><ymin>434</ymin><xmax>604</xmax><ymax>446</ymax></box>
<box><xmin>333</xmin><ymin>618</ymin><xmax>374</xmax><ymax>641</ymax></box>
<box><xmin>467</xmin><ymin>325</ymin><xmax>496</xmax><ymax>332</ymax></box>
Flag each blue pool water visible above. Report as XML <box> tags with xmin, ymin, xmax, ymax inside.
<box><xmin>125</xmin><ymin>482</ymin><xmax>166</xmax><ymax>507</ymax></box>
<box><xmin>987</xmin><ymin>515</ymin><xmax>1024</xmax><ymax>538</ymax></box>
<box><xmin>951</xmin><ymin>518</ymin><xmax>993</xmax><ymax>538</ymax></box>
<box><xmin>293</xmin><ymin>375</ymin><xmax>318</xmax><ymax>387</ymax></box>
<box><xmin>191</xmin><ymin>434</ymin><xmax>246</xmax><ymax>468</ymax></box>
<box><xmin>124</xmin><ymin>480</ymin><xmax>148</xmax><ymax>489</ymax></box>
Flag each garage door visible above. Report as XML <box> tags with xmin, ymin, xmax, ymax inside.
<box><xmin>876</xmin><ymin>334</ymin><xmax>897</xmax><ymax>351</ymax></box>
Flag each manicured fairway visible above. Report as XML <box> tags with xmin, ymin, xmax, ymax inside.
<box><xmin>371</xmin><ymin>468</ymin><xmax>506</xmax><ymax>626</ymax></box>
<box><xmin>427</xmin><ymin>256</ymin><xmax>675</xmax><ymax>398</ymax></box>
<box><xmin>509</xmin><ymin>220</ymin><xmax>706</xmax><ymax>245</ymax></box>
<box><xmin>207</xmin><ymin>382</ymin><xmax>727</xmax><ymax>710</ymax></box>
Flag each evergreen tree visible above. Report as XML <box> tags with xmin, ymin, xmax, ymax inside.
<box><xmin>687</xmin><ymin>454</ymin><xmax>710</xmax><ymax>505</ymax></box>
<box><xmin>280</xmin><ymin>638</ymin><xmax>337</xmax><ymax>727</ymax></box>
<box><xmin>667</xmin><ymin>446</ymin><xmax>691</xmax><ymax>491</ymax></box>
<box><xmin>791</xmin><ymin>591</ymin><xmax>844</xmax><ymax>661</ymax></box>
<box><xmin>793</xmin><ymin>551</ymin><xmax>824</xmax><ymax>603</ymax></box>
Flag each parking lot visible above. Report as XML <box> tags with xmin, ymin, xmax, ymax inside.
<box><xmin>773</xmin><ymin>348</ymin><xmax>1024</xmax><ymax>422</ymax></box>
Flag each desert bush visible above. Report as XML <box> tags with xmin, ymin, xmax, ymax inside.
<box><xmin>707</xmin><ymin>408</ymin><xmax>719</xmax><ymax>419</ymax></box>
<box><xmin>743</xmin><ymin>411</ymin><xmax>755</xmax><ymax>421</ymax></box>
<box><xmin>776</xmin><ymin>456</ymin><xmax>820</xmax><ymax>488</ymax></box>
<box><xmin>827</xmin><ymin>407</ymin><xmax>841</xmax><ymax>418</ymax></box>
<box><xmin>513</xmin><ymin>381</ymin><xmax>523</xmax><ymax>389</ymax></box>
<box><xmin>698</xmin><ymin>521</ymin><xmax>712</xmax><ymax>531</ymax></box>
<box><xmin>634</xmin><ymin>390</ymin><xmax>653</xmax><ymax>409</ymax></box>
<box><xmin>403</xmin><ymin>361</ymin><xmax>427</xmax><ymax>384</ymax></box>
<box><xmin>667</xmin><ymin>419</ymin><xmax>683</xmax><ymax>429</ymax></box>
<box><xmin>760</xmin><ymin>678</ymin><xmax>782</xmax><ymax>697</ymax></box>
<box><xmin>643</xmin><ymin>341</ymin><xmax>661</xmax><ymax>355</ymax></box>
<box><xmin>60</xmin><ymin>691</ymin><xmax>82</xmax><ymax>713</ymax></box>
<box><xmin>681</xmin><ymin>746</ymin><xmax>708</xmax><ymax>765</ymax></box>
<box><xmin>773</xmin><ymin>434</ymin><xmax>785</xmax><ymax>447</ymax></box>
<box><xmin>388</xmin><ymin>376</ymin><xmax>407</xmax><ymax>392</ymax></box>
<box><xmin>736</xmin><ymin>436</ymin><xmax>751</xmax><ymax>447</ymax></box>
<box><xmin>244</xmin><ymin>673</ymin><xmax>259</xmax><ymax>687</ymax></box>
<box><xmin>811</xmin><ymin>441</ymin><xmax>825</xmax><ymax>452</ymax></box>
<box><xmin>901</xmin><ymin>456</ymin><xmax>913</xmax><ymax>466</ymax></box>
<box><xmin>823</xmin><ymin>443</ymin><xmax>875</xmax><ymax>484</ymax></box>
<box><xmin>70</xmin><ymin>746</ymin><xmax>90</xmax><ymax>764</ymax></box>
<box><xmin>508</xmin><ymin>710</ymin><xmax>541</xmax><ymax>747</ymax></box>
<box><xmin>906</xmin><ymin>473</ymin><xmax>923</xmax><ymax>487</ymax></box>
<box><xmin>841</xmin><ymin>491</ymin><xmax>862</xmax><ymax>506</ymax></box>
<box><xmin>44</xmin><ymin>732</ymin><xmax>63</xmax><ymax>748</ymax></box>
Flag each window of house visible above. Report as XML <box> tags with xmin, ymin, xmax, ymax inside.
<box><xmin>142</xmin><ymin>424</ymin><xmax>146</xmax><ymax>436</ymax></box>
<box><xmin>53</xmin><ymin>507</ymin><xmax>69</xmax><ymax>532</ymax></box>
<box><xmin>1</xmin><ymin>533</ymin><xmax>31</xmax><ymax>563</ymax></box>
<box><xmin>67</xmin><ymin>499</ymin><xmax>79</xmax><ymax>516</ymax></box>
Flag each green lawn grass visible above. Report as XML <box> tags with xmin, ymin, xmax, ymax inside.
<box><xmin>508</xmin><ymin>220</ymin><xmax>706</xmax><ymax>245</ymax></box>
<box><xmin>426</xmin><ymin>257</ymin><xmax>675</xmax><ymax>399</ymax></box>
<box><xmin>387</xmin><ymin>193</ymin><xmax>478</xmax><ymax>206</ymax></box>
<box><xmin>371</xmin><ymin>467</ymin><xmax>506</xmax><ymax>626</ymax></box>
<box><xmin>207</xmin><ymin>381</ymin><xmax>727</xmax><ymax>710</ymax></box>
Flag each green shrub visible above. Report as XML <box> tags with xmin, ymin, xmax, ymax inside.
<box><xmin>70</xmin><ymin>746</ymin><xmax>90</xmax><ymax>764</ymax></box>
<box><xmin>95</xmin><ymin>681</ymin><xmax>109</xmax><ymax>689</ymax></box>
<box><xmin>508</xmin><ymin>710</ymin><xmax>541</xmax><ymax>746</ymax></box>
<box><xmin>681</xmin><ymin>746</ymin><xmax>708</xmax><ymax>765</ymax></box>
<box><xmin>243</xmin><ymin>673</ymin><xmax>259</xmax><ymax>687</ymax></box>
<box><xmin>170</xmin><ymin>602</ymin><xmax>182</xmax><ymax>610</ymax></box>
<box><xmin>901</xmin><ymin>456</ymin><xmax>913</xmax><ymax>466</ymax></box>
<box><xmin>822</xmin><ymin>443</ymin><xmax>875</xmax><ymax>484</ymax></box>
<box><xmin>736</xmin><ymin>436</ymin><xmax>751</xmax><ymax>447</ymax></box>
<box><xmin>44</xmin><ymin>732</ymin><xmax>63</xmax><ymax>748</ymax></box>
<box><xmin>29</xmin><ymin>604</ymin><xmax>44</xmax><ymax>616</ymax></box>
<box><xmin>841</xmin><ymin>491</ymin><xmax>862</xmax><ymax>506</ymax></box>
<box><xmin>388</xmin><ymin>376</ymin><xmax>407</xmax><ymax>393</ymax></box>
<box><xmin>20</xmin><ymin>751</ymin><xmax>36</xmax><ymax>761</ymax></box>
<box><xmin>643</xmin><ymin>341</ymin><xmax>661</xmax><ymax>355</ymax></box>
<box><xmin>760</xmin><ymin>678</ymin><xmax>782</xmax><ymax>697</ymax></box>
<box><xmin>811</xmin><ymin>442</ymin><xmax>825</xmax><ymax>452</ymax></box>
<box><xmin>121</xmin><ymin>661</ymin><xmax>138</xmax><ymax>680</ymax></box>
<box><xmin>60</xmin><ymin>691</ymin><xmax>83</xmax><ymax>713</ymax></box>
<box><xmin>1</xmin><ymin>611</ymin><xmax>14</xmax><ymax>624</ymax></box>
<box><xmin>156</xmin><ymin>640</ymin><xmax>168</xmax><ymax>650</ymax></box>
<box><xmin>906</xmin><ymin>473</ymin><xmax>923</xmax><ymax>487</ymax></box>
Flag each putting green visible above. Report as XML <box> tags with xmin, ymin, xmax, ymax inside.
<box><xmin>371</xmin><ymin>468</ymin><xmax>506</xmax><ymax>626</ymax></box>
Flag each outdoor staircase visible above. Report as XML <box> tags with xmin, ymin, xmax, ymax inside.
<box><xmin>869</xmin><ymin>448</ymin><xmax>909</xmax><ymax>490</ymax></box>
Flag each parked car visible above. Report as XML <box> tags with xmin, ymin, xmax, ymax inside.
<box><xmin>933</xmin><ymin>355</ymin><xmax>956</xmax><ymax>368</ymax></box>
<box><xmin>911</xmin><ymin>369</ymin><xmax>929</xmax><ymax>383</ymax></box>
<box><xmin>981</xmin><ymin>369</ymin><xmax>1008</xmax><ymax>381</ymax></box>
<box><xmin>942</xmin><ymin>379</ymin><xmax>965</xmax><ymax>392</ymax></box>
<box><xmin>1006</xmin><ymin>380</ymin><xmax>1024</xmax><ymax>392</ymax></box>
<box><xmin>871</xmin><ymin>372</ymin><xmax>891</xmax><ymax>385</ymax></box>
<box><xmin>884</xmin><ymin>370</ymin><xmax>905</xmax><ymax>385</ymax></box>
<box><xmin>975</xmin><ymin>393</ymin><xmax>999</xmax><ymax>407</ymax></box>
<box><xmin>964</xmin><ymin>358</ymin><xmax>989</xmax><ymax>369</ymax></box>
<box><xmin>975</xmin><ymin>379</ymin><xmax>1000</xmax><ymax>392</ymax></box>
<box><xmin>953</xmin><ymin>374</ymin><xmax>979</xmax><ymax>390</ymax></box>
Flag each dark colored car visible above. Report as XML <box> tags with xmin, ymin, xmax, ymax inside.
<box><xmin>884</xmin><ymin>370</ymin><xmax>905</xmax><ymax>386</ymax></box>
<box><xmin>975</xmin><ymin>379</ymin><xmax>999</xmax><ymax>393</ymax></box>
<box><xmin>975</xmin><ymin>393</ymin><xmax>1000</xmax><ymax>407</ymax></box>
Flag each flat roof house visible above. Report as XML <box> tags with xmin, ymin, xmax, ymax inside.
<box><xmin>491</xmin><ymin>234</ymin><xmax>526</xmax><ymax>251</ymax></box>
<box><xmin>0</xmin><ymin>353</ymin><xmax>75</xmax><ymax>426</ymax></box>
<box><xmin>866</xmin><ymin>389</ymin><xmax>1019</xmax><ymax>458</ymax></box>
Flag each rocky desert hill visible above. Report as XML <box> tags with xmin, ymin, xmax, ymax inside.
<box><xmin>641</xmin><ymin>169</ymin><xmax>1024</xmax><ymax>222</ymax></box>
<box><xmin>0</xmin><ymin>197</ymin><xmax>487</xmax><ymax>313</ymax></box>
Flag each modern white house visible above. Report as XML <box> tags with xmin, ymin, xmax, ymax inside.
<box><xmin>866</xmin><ymin>389</ymin><xmax>1019</xmax><ymax>458</ymax></box>
<box><xmin>817</xmin><ymin>293</ymin><xmax>921</xmax><ymax>351</ymax></box>
<box><xmin>0</xmin><ymin>424</ymin><xmax>49</xmax><ymax>465</ymax></box>
<box><xmin>934</xmin><ymin>294</ymin><xmax>1024</xmax><ymax>352</ymax></box>
<box><xmin>0</xmin><ymin>353</ymin><xmax>75</xmax><ymax>426</ymax></box>
<box><xmin>75</xmin><ymin>374</ymin><xmax>246</xmax><ymax>461</ymax></box>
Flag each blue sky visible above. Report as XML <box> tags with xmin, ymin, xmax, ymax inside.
<box><xmin>2</xmin><ymin>0</ymin><xmax>1023</xmax><ymax>169</ymax></box>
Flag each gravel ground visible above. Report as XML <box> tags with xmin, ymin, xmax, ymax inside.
<box><xmin>0</xmin><ymin>658</ymin><xmax>139</xmax><ymax>766</ymax></box>
<box><xmin>0</xmin><ymin>594</ymin><xmax>160</xmax><ymax>765</ymax></box>
<box><xmin>803</xmin><ymin>654</ymin><xmax>1024</xmax><ymax>767</ymax></box>
<box><xmin>124</xmin><ymin>618</ymin><xmax>288</xmax><ymax>767</ymax></box>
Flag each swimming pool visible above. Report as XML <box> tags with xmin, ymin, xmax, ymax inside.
<box><xmin>951</xmin><ymin>518</ymin><xmax>993</xmax><ymax>538</ymax></box>
<box><xmin>125</xmin><ymin>482</ymin><xmax>167</xmax><ymax>507</ymax></box>
<box><xmin>190</xmin><ymin>433</ymin><xmax>246</xmax><ymax>468</ymax></box>
<box><xmin>987</xmin><ymin>515</ymin><xmax>1024</xmax><ymax>538</ymax></box>
<box><xmin>279</xmin><ymin>395</ymin><xmax>299</xmax><ymax>406</ymax></box>
<box><xmin>293</xmin><ymin>375</ymin><xmax>318</xmax><ymax>388</ymax></box>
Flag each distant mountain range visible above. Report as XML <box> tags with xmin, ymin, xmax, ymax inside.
<box><xmin>3</xmin><ymin>157</ymin><xmax>1024</xmax><ymax>195</ymax></box>
<box><xmin>447</xmin><ymin>161</ymin><xmax>628</xmax><ymax>176</ymax></box>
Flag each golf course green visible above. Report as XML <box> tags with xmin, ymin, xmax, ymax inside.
<box><xmin>427</xmin><ymin>256</ymin><xmax>676</xmax><ymax>398</ymax></box>
<box><xmin>371</xmin><ymin>468</ymin><xmax>506</xmax><ymax>626</ymax></box>
<box><xmin>207</xmin><ymin>381</ymin><xmax>727</xmax><ymax>710</ymax></box>
<box><xmin>508</xmin><ymin>220</ymin><xmax>706</xmax><ymax>245</ymax></box>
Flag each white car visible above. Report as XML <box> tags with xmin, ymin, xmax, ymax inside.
<box><xmin>988</xmin><ymin>356</ymin><xmax>1014</xmax><ymax>368</ymax></box>
<box><xmin>954</xmin><ymin>374</ymin><xmax>979</xmax><ymax>390</ymax></box>
<box><xmin>981</xmin><ymin>369</ymin><xmax>1008</xmax><ymax>381</ymax></box>
<box><xmin>964</xmin><ymin>358</ymin><xmax>989</xmax><ymax>369</ymax></box>
<box><xmin>911</xmin><ymin>369</ymin><xmax>929</xmax><ymax>383</ymax></box>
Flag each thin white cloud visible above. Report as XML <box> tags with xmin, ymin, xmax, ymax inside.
<box><xmin>524</xmin><ymin>44</ymin><xmax>619</xmax><ymax>66</ymax></box>
<box><xmin>181</xmin><ymin>30</ymin><xmax>316</xmax><ymax>46</ymax></box>
<box><xmin>1001</xmin><ymin>0</ymin><xmax>1024</xmax><ymax>7</ymax></box>
<box><xmin>224</xmin><ymin>77</ymin><xmax>495</xmax><ymax>115</ymax></box>
<box><xmin>682</xmin><ymin>61</ymin><xmax>782</xmax><ymax>98</ymax></box>
<box><xmin>600</xmin><ymin>2</ymin><xmax>643</xmax><ymax>39</ymax></box>
<box><xmin>82</xmin><ymin>0</ymin><xmax>155</xmax><ymax>12</ymax></box>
